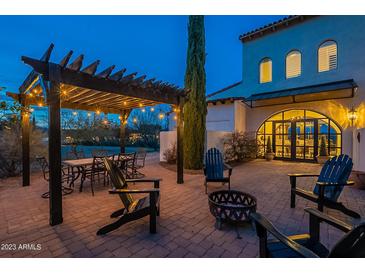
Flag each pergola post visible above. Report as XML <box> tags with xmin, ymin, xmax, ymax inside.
<box><xmin>176</xmin><ymin>97</ymin><xmax>184</xmax><ymax>184</ymax></box>
<box><xmin>21</xmin><ymin>103</ymin><xmax>30</xmax><ymax>187</ymax></box>
<box><xmin>120</xmin><ymin>111</ymin><xmax>126</xmax><ymax>154</ymax></box>
<box><xmin>48</xmin><ymin>64</ymin><xmax>63</xmax><ymax>226</ymax></box>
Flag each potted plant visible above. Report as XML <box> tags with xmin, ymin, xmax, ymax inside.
<box><xmin>316</xmin><ymin>136</ymin><xmax>330</xmax><ymax>164</ymax></box>
<box><xmin>265</xmin><ymin>136</ymin><xmax>275</xmax><ymax>161</ymax></box>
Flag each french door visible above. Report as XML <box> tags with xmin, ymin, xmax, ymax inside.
<box><xmin>273</xmin><ymin>119</ymin><xmax>318</xmax><ymax>161</ymax></box>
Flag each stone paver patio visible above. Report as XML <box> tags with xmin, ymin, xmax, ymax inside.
<box><xmin>0</xmin><ymin>153</ymin><xmax>364</xmax><ymax>258</ymax></box>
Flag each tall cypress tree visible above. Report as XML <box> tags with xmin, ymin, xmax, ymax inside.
<box><xmin>183</xmin><ymin>15</ymin><xmax>207</xmax><ymax>169</ymax></box>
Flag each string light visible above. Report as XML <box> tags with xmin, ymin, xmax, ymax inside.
<box><xmin>139</xmin><ymin>103</ymin><xmax>143</xmax><ymax>108</ymax></box>
<box><xmin>37</xmin><ymin>102</ymin><xmax>43</xmax><ymax>107</ymax></box>
<box><xmin>123</xmin><ymin>101</ymin><xmax>127</xmax><ymax>106</ymax></box>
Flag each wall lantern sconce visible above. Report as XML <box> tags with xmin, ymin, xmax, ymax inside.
<box><xmin>348</xmin><ymin>107</ymin><xmax>358</xmax><ymax>127</ymax></box>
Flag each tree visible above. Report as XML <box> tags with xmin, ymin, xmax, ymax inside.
<box><xmin>183</xmin><ymin>15</ymin><xmax>207</xmax><ymax>170</ymax></box>
<box><xmin>131</xmin><ymin>107</ymin><xmax>167</xmax><ymax>151</ymax></box>
<box><xmin>0</xmin><ymin>100</ymin><xmax>47</xmax><ymax>178</ymax></box>
<box><xmin>319</xmin><ymin>136</ymin><xmax>328</xmax><ymax>156</ymax></box>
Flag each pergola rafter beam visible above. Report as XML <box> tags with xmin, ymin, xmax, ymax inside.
<box><xmin>67</xmin><ymin>54</ymin><xmax>84</xmax><ymax>71</ymax></box>
<box><xmin>21</xmin><ymin>56</ymin><xmax>180</xmax><ymax>104</ymax></box>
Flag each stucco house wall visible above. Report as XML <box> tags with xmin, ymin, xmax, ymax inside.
<box><xmin>201</xmin><ymin>16</ymin><xmax>365</xmax><ymax>168</ymax></box>
<box><xmin>237</xmin><ymin>16</ymin><xmax>365</xmax><ymax>167</ymax></box>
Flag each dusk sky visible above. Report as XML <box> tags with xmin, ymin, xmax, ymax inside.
<box><xmin>0</xmin><ymin>15</ymin><xmax>284</xmax><ymax>97</ymax></box>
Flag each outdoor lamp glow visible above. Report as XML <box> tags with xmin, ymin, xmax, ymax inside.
<box><xmin>150</xmin><ymin>107</ymin><xmax>154</xmax><ymax>112</ymax></box>
<box><xmin>87</xmin><ymin>113</ymin><xmax>91</xmax><ymax>117</ymax></box>
<box><xmin>159</xmin><ymin>113</ymin><xmax>164</xmax><ymax>119</ymax></box>
<box><xmin>141</xmin><ymin>108</ymin><xmax>146</xmax><ymax>112</ymax></box>
<box><xmin>133</xmin><ymin>117</ymin><xmax>137</xmax><ymax>123</ymax></box>
<box><xmin>96</xmin><ymin>110</ymin><xmax>101</xmax><ymax>115</ymax></box>
<box><xmin>348</xmin><ymin>107</ymin><xmax>357</xmax><ymax>126</ymax></box>
<box><xmin>72</xmin><ymin>111</ymin><xmax>77</xmax><ymax>116</ymax></box>
<box><xmin>37</xmin><ymin>102</ymin><xmax>43</xmax><ymax>107</ymax></box>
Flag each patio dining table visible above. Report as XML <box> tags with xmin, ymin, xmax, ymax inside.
<box><xmin>62</xmin><ymin>155</ymin><xmax>134</xmax><ymax>193</ymax></box>
<box><xmin>62</xmin><ymin>158</ymin><xmax>95</xmax><ymax>192</ymax></box>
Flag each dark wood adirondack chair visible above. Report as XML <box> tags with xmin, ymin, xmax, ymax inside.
<box><xmin>289</xmin><ymin>154</ymin><xmax>360</xmax><ymax>218</ymax></box>
<box><xmin>252</xmin><ymin>208</ymin><xmax>365</xmax><ymax>258</ymax></box>
<box><xmin>204</xmin><ymin>148</ymin><xmax>232</xmax><ymax>194</ymax></box>
<box><xmin>97</xmin><ymin>158</ymin><xmax>160</xmax><ymax>235</ymax></box>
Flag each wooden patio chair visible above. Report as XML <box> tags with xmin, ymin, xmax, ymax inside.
<box><xmin>204</xmin><ymin>148</ymin><xmax>232</xmax><ymax>194</ymax></box>
<box><xmin>289</xmin><ymin>154</ymin><xmax>360</xmax><ymax>218</ymax></box>
<box><xmin>252</xmin><ymin>208</ymin><xmax>365</xmax><ymax>258</ymax></box>
<box><xmin>96</xmin><ymin>157</ymin><xmax>160</xmax><ymax>235</ymax></box>
<box><xmin>36</xmin><ymin>156</ymin><xmax>74</xmax><ymax>198</ymax></box>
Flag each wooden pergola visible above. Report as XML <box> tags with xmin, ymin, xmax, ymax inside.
<box><xmin>8</xmin><ymin>44</ymin><xmax>185</xmax><ymax>226</ymax></box>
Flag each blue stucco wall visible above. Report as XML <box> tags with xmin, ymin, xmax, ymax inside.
<box><xmin>241</xmin><ymin>16</ymin><xmax>365</xmax><ymax>97</ymax></box>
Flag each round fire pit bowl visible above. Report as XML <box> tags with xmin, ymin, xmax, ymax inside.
<box><xmin>208</xmin><ymin>190</ymin><xmax>257</xmax><ymax>229</ymax></box>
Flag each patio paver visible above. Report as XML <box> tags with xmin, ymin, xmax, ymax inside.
<box><xmin>0</xmin><ymin>153</ymin><xmax>364</xmax><ymax>258</ymax></box>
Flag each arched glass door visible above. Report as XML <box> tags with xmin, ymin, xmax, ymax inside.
<box><xmin>257</xmin><ymin>110</ymin><xmax>342</xmax><ymax>161</ymax></box>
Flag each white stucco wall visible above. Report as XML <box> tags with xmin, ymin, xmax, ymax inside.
<box><xmin>206</xmin><ymin>103</ymin><xmax>235</xmax><ymax>131</ymax></box>
<box><xmin>159</xmin><ymin>130</ymin><xmax>231</xmax><ymax>162</ymax></box>
<box><xmin>159</xmin><ymin>131</ymin><xmax>176</xmax><ymax>162</ymax></box>
<box><xmin>238</xmin><ymin>16</ymin><xmax>365</xmax><ymax>165</ymax></box>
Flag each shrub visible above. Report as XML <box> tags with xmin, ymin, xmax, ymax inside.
<box><xmin>224</xmin><ymin>131</ymin><xmax>257</xmax><ymax>163</ymax></box>
<box><xmin>319</xmin><ymin>136</ymin><xmax>328</xmax><ymax>156</ymax></box>
<box><xmin>266</xmin><ymin>136</ymin><xmax>272</xmax><ymax>153</ymax></box>
<box><xmin>163</xmin><ymin>142</ymin><xmax>177</xmax><ymax>164</ymax></box>
<box><xmin>0</xmin><ymin>122</ymin><xmax>47</xmax><ymax>178</ymax></box>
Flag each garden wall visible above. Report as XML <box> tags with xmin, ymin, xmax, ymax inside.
<box><xmin>159</xmin><ymin>130</ymin><xmax>230</xmax><ymax>162</ymax></box>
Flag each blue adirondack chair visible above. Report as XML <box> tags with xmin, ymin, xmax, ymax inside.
<box><xmin>204</xmin><ymin>148</ymin><xmax>232</xmax><ymax>194</ymax></box>
<box><xmin>289</xmin><ymin>154</ymin><xmax>360</xmax><ymax>218</ymax></box>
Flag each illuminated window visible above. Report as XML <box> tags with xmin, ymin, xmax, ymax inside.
<box><xmin>259</xmin><ymin>58</ymin><xmax>272</xmax><ymax>83</ymax></box>
<box><xmin>256</xmin><ymin>109</ymin><xmax>342</xmax><ymax>161</ymax></box>
<box><xmin>286</xmin><ymin>50</ymin><xmax>301</xmax><ymax>78</ymax></box>
<box><xmin>318</xmin><ymin>40</ymin><xmax>337</xmax><ymax>72</ymax></box>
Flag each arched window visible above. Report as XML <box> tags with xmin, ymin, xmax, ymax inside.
<box><xmin>286</xmin><ymin>50</ymin><xmax>301</xmax><ymax>78</ymax></box>
<box><xmin>318</xmin><ymin>40</ymin><xmax>337</xmax><ymax>72</ymax></box>
<box><xmin>257</xmin><ymin>109</ymin><xmax>342</xmax><ymax>161</ymax></box>
<box><xmin>259</xmin><ymin>58</ymin><xmax>272</xmax><ymax>83</ymax></box>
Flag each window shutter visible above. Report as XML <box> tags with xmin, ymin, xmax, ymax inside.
<box><xmin>318</xmin><ymin>41</ymin><xmax>337</xmax><ymax>72</ymax></box>
<box><xmin>260</xmin><ymin>58</ymin><xmax>272</xmax><ymax>83</ymax></box>
<box><xmin>286</xmin><ymin>51</ymin><xmax>301</xmax><ymax>78</ymax></box>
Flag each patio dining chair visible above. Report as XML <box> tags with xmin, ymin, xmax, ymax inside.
<box><xmin>204</xmin><ymin>148</ymin><xmax>232</xmax><ymax>194</ymax></box>
<box><xmin>129</xmin><ymin>150</ymin><xmax>147</xmax><ymax>178</ymax></box>
<box><xmin>81</xmin><ymin>156</ymin><xmax>109</xmax><ymax>196</ymax></box>
<box><xmin>289</xmin><ymin>154</ymin><xmax>360</xmax><ymax>218</ymax></box>
<box><xmin>36</xmin><ymin>156</ymin><xmax>74</xmax><ymax>199</ymax></box>
<box><xmin>116</xmin><ymin>152</ymin><xmax>136</xmax><ymax>179</ymax></box>
<box><xmin>252</xmin><ymin>208</ymin><xmax>365</xmax><ymax>258</ymax></box>
<box><xmin>92</xmin><ymin>149</ymin><xmax>111</xmax><ymax>157</ymax></box>
<box><xmin>96</xmin><ymin>158</ymin><xmax>161</xmax><ymax>235</ymax></box>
